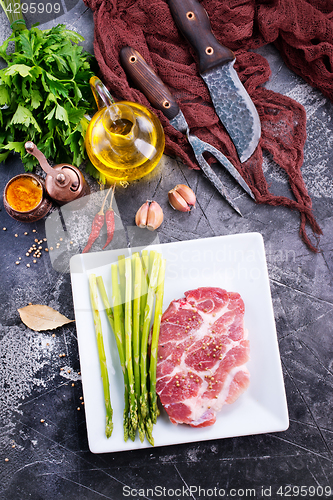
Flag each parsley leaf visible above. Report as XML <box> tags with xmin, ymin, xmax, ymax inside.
<box><xmin>4</xmin><ymin>64</ymin><xmax>33</xmax><ymax>78</ymax></box>
<box><xmin>0</xmin><ymin>24</ymin><xmax>97</xmax><ymax>174</ymax></box>
<box><xmin>10</xmin><ymin>104</ymin><xmax>42</xmax><ymax>133</ymax></box>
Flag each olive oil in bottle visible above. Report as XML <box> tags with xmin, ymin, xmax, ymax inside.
<box><xmin>85</xmin><ymin>77</ymin><xmax>165</xmax><ymax>182</ymax></box>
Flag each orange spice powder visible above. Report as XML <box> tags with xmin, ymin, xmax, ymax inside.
<box><xmin>6</xmin><ymin>176</ymin><xmax>43</xmax><ymax>212</ymax></box>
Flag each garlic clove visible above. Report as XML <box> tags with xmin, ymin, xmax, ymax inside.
<box><xmin>135</xmin><ymin>201</ymin><xmax>149</xmax><ymax>228</ymax></box>
<box><xmin>168</xmin><ymin>184</ymin><xmax>196</xmax><ymax>212</ymax></box>
<box><xmin>146</xmin><ymin>201</ymin><xmax>164</xmax><ymax>231</ymax></box>
<box><xmin>168</xmin><ymin>190</ymin><xmax>191</xmax><ymax>212</ymax></box>
<box><xmin>174</xmin><ymin>184</ymin><xmax>196</xmax><ymax>207</ymax></box>
<box><xmin>135</xmin><ymin>200</ymin><xmax>163</xmax><ymax>231</ymax></box>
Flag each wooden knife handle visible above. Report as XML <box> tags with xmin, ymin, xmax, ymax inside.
<box><xmin>120</xmin><ymin>46</ymin><xmax>180</xmax><ymax>121</ymax></box>
<box><xmin>168</xmin><ymin>0</ymin><xmax>235</xmax><ymax>74</ymax></box>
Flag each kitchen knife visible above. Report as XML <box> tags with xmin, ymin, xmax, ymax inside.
<box><xmin>120</xmin><ymin>46</ymin><xmax>256</xmax><ymax>215</ymax></box>
<box><xmin>167</xmin><ymin>0</ymin><xmax>261</xmax><ymax>163</ymax></box>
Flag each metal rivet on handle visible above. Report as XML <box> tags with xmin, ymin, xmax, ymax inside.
<box><xmin>205</xmin><ymin>46</ymin><xmax>214</xmax><ymax>55</ymax></box>
<box><xmin>186</xmin><ymin>11</ymin><xmax>195</xmax><ymax>20</ymax></box>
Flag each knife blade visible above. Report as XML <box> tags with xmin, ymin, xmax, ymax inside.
<box><xmin>167</xmin><ymin>0</ymin><xmax>261</xmax><ymax>163</ymax></box>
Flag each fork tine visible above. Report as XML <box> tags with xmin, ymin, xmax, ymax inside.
<box><xmin>188</xmin><ymin>136</ymin><xmax>242</xmax><ymax>216</ymax></box>
<box><xmin>196</xmin><ymin>139</ymin><xmax>256</xmax><ymax>200</ymax></box>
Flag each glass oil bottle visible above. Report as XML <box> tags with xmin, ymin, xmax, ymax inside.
<box><xmin>85</xmin><ymin>77</ymin><xmax>165</xmax><ymax>182</ymax></box>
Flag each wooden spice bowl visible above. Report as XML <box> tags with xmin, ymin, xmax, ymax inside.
<box><xmin>3</xmin><ymin>173</ymin><xmax>53</xmax><ymax>222</ymax></box>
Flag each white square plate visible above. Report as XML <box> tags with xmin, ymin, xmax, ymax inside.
<box><xmin>70</xmin><ymin>232</ymin><xmax>289</xmax><ymax>453</ymax></box>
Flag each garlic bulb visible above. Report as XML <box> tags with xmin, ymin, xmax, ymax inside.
<box><xmin>135</xmin><ymin>200</ymin><xmax>163</xmax><ymax>231</ymax></box>
<box><xmin>168</xmin><ymin>184</ymin><xmax>196</xmax><ymax>212</ymax></box>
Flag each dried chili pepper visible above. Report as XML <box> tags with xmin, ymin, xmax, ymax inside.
<box><xmin>82</xmin><ymin>187</ymin><xmax>111</xmax><ymax>254</ymax></box>
<box><xmin>103</xmin><ymin>184</ymin><xmax>116</xmax><ymax>250</ymax></box>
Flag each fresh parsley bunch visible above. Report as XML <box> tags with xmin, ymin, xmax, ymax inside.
<box><xmin>0</xmin><ymin>24</ymin><xmax>97</xmax><ymax>172</ymax></box>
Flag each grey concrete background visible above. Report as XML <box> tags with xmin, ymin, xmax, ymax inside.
<box><xmin>1</xmin><ymin>2</ymin><xmax>333</xmax><ymax>499</ymax></box>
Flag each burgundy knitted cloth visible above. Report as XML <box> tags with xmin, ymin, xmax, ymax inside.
<box><xmin>83</xmin><ymin>0</ymin><xmax>333</xmax><ymax>252</ymax></box>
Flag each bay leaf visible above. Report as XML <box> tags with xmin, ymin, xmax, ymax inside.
<box><xmin>18</xmin><ymin>304</ymin><xmax>74</xmax><ymax>331</ymax></box>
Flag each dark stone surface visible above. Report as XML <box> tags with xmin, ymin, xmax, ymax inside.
<box><xmin>1</xmin><ymin>3</ymin><xmax>333</xmax><ymax>500</ymax></box>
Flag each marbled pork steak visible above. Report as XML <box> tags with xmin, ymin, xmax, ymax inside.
<box><xmin>156</xmin><ymin>287</ymin><xmax>250</xmax><ymax>427</ymax></box>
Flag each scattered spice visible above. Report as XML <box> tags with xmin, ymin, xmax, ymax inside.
<box><xmin>6</xmin><ymin>176</ymin><xmax>43</xmax><ymax>212</ymax></box>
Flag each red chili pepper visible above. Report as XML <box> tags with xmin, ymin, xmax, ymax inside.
<box><xmin>102</xmin><ymin>209</ymin><xmax>115</xmax><ymax>249</ymax></box>
<box><xmin>102</xmin><ymin>184</ymin><xmax>116</xmax><ymax>250</ymax></box>
<box><xmin>82</xmin><ymin>211</ymin><xmax>105</xmax><ymax>253</ymax></box>
<box><xmin>82</xmin><ymin>187</ymin><xmax>112</xmax><ymax>254</ymax></box>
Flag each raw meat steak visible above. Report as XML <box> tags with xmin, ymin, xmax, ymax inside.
<box><xmin>156</xmin><ymin>287</ymin><xmax>250</xmax><ymax>427</ymax></box>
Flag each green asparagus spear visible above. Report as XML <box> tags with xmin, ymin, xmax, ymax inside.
<box><xmin>96</xmin><ymin>276</ymin><xmax>114</xmax><ymax>332</ymax></box>
<box><xmin>111</xmin><ymin>263</ymin><xmax>130</xmax><ymax>441</ymax></box>
<box><xmin>125</xmin><ymin>257</ymin><xmax>138</xmax><ymax>431</ymax></box>
<box><xmin>92</xmin><ymin>249</ymin><xmax>166</xmax><ymax>444</ymax></box>
<box><xmin>132</xmin><ymin>254</ymin><xmax>142</xmax><ymax>403</ymax></box>
<box><xmin>145</xmin><ymin>415</ymin><xmax>154</xmax><ymax>446</ymax></box>
<box><xmin>140</xmin><ymin>252</ymin><xmax>161</xmax><ymax>419</ymax></box>
<box><xmin>118</xmin><ymin>255</ymin><xmax>126</xmax><ymax>308</ymax></box>
<box><xmin>132</xmin><ymin>254</ymin><xmax>146</xmax><ymax>442</ymax></box>
<box><xmin>88</xmin><ymin>274</ymin><xmax>113</xmax><ymax>438</ymax></box>
<box><xmin>149</xmin><ymin>258</ymin><xmax>166</xmax><ymax>423</ymax></box>
<box><xmin>97</xmin><ymin>275</ymin><xmax>130</xmax><ymax>407</ymax></box>
<box><xmin>140</xmin><ymin>250</ymin><xmax>149</xmax><ymax>333</ymax></box>
<box><xmin>141</xmin><ymin>249</ymin><xmax>149</xmax><ymax>279</ymax></box>
<box><xmin>148</xmin><ymin>250</ymin><xmax>156</xmax><ymax>281</ymax></box>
